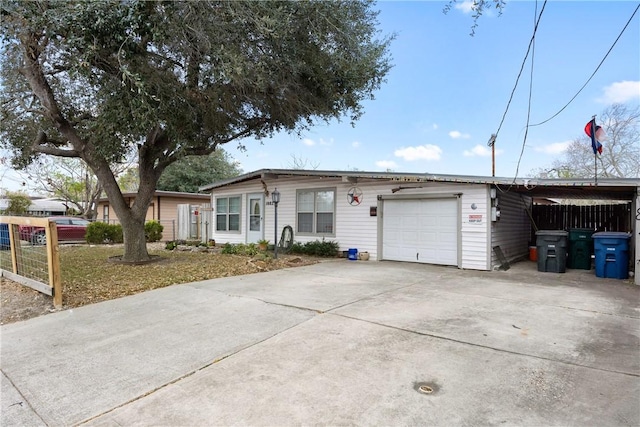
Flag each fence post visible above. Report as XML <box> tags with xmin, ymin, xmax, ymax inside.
<box><xmin>45</xmin><ymin>220</ymin><xmax>63</xmax><ymax>309</ymax></box>
<box><xmin>8</xmin><ymin>224</ymin><xmax>21</xmax><ymax>274</ymax></box>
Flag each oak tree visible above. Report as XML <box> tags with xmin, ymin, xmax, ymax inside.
<box><xmin>1</xmin><ymin>0</ymin><xmax>392</xmax><ymax>261</ymax></box>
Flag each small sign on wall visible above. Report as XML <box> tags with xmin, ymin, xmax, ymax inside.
<box><xmin>370</xmin><ymin>206</ymin><xmax>377</xmax><ymax>216</ymax></box>
<box><xmin>469</xmin><ymin>214</ymin><xmax>482</xmax><ymax>223</ymax></box>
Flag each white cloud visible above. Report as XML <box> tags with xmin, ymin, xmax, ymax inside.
<box><xmin>455</xmin><ymin>0</ymin><xmax>474</xmax><ymax>14</ymax></box>
<box><xmin>302</xmin><ymin>137</ymin><xmax>333</xmax><ymax>147</ymax></box>
<box><xmin>598</xmin><ymin>81</ymin><xmax>640</xmax><ymax>104</ymax></box>
<box><xmin>375</xmin><ymin>160</ymin><xmax>397</xmax><ymax>169</ymax></box>
<box><xmin>463</xmin><ymin>144</ymin><xmax>503</xmax><ymax>157</ymax></box>
<box><xmin>534</xmin><ymin>140</ymin><xmax>572</xmax><ymax>155</ymax></box>
<box><xmin>449</xmin><ymin>130</ymin><xmax>470</xmax><ymax>139</ymax></box>
<box><xmin>352</xmin><ymin>141</ymin><xmax>361</xmax><ymax>149</ymax></box>
<box><xmin>432</xmin><ymin>123</ymin><xmax>439</xmax><ymax>130</ymax></box>
<box><xmin>319</xmin><ymin>138</ymin><xmax>334</xmax><ymax>146</ymax></box>
<box><xmin>394</xmin><ymin>145</ymin><xmax>443</xmax><ymax>161</ymax></box>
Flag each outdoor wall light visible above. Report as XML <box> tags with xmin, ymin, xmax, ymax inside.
<box><xmin>272</xmin><ymin>188</ymin><xmax>280</xmax><ymax>258</ymax></box>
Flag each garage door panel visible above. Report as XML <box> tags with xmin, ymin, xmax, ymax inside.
<box><xmin>382</xmin><ymin>199</ymin><xmax>458</xmax><ymax>266</ymax></box>
<box><xmin>438</xmin><ymin>216</ymin><xmax>457</xmax><ymax>227</ymax></box>
<box><xmin>401</xmin><ymin>232</ymin><xmax>419</xmax><ymax>245</ymax></box>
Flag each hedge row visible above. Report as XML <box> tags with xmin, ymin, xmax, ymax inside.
<box><xmin>85</xmin><ymin>221</ymin><xmax>163</xmax><ymax>244</ymax></box>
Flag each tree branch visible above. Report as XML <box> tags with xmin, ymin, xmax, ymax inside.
<box><xmin>34</xmin><ymin>145</ymin><xmax>81</xmax><ymax>157</ymax></box>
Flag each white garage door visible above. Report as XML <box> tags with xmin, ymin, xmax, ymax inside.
<box><xmin>382</xmin><ymin>198</ymin><xmax>458</xmax><ymax>266</ymax></box>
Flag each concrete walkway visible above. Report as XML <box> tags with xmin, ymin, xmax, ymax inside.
<box><xmin>1</xmin><ymin>260</ymin><xmax>638</xmax><ymax>426</ymax></box>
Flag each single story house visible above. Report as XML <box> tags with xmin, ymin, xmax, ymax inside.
<box><xmin>200</xmin><ymin>169</ymin><xmax>639</xmax><ymax>284</ymax></box>
<box><xmin>97</xmin><ymin>190</ymin><xmax>211</xmax><ymax>241</ymax></box>
<box><xmin>0</xmin><ymin>197</ymin><xmax>68</xmax><ymax>216</ymax></box>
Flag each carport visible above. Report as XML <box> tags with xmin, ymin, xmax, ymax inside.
<box><xmin>499</xmin><ymin>177</ymin><xmax>639</xmax><ymax>285</ymax></box>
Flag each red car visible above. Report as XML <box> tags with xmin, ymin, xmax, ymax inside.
<box><xmin>19</xmin><ymin>216</ymin><xmax>91</xmax><ymax>245</ymax></box>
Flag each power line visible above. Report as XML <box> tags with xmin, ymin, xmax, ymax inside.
<box><xmin>493</xmin><ymin>0</ymin><xmax>548</xmax><ymax>141</ymax></box>
<box><xmin>529</xmin><ymin>2</ymin><xmax>640</xmax><ymax>128</ymax></box>
<box><xmin>511</xmin><ymin>0</ymin><xmax>539</xmax><ymax>184</ymax></box>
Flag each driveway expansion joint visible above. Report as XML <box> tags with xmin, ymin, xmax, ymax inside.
<box><xmin>74</xmin><ymin>315</ymin><xmax>314</xmax><ymax>426</ymax></box>
<box><xmin>1</xmin><ymin>370</ymin><xmax>48</xmax><ymax>426</ymax></box>
<box><xmin>331</xmin><ymin>313</ymin><xmax>640</xmax><ymax>378</ymax></box>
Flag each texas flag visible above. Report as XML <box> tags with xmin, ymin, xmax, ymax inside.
<box><xmin>584</xmin><ymin>118</ymin><xmax>603</xmax><ymax>155</ymax></box>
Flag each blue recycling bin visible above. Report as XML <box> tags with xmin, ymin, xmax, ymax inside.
<box><xmin>593</xmin><ymin>232</ymin><xmax>631</xmax><ymax>279</ymax></box>
<box><xmin>348</xmin><ymin>248</ymin><xmax>358</xmax><ymax>261</ymax></box>
<box><xmin>0</xmin><ymin>223</ymin><xmax>9</xmax><ymax>250</ymax></box>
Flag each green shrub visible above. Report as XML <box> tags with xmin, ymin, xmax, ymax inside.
<box><xmin>290</xmin><ymin>242</ymin><xmax>305</xmax><ymax>254</ymax></box>
<box><xmin>85</xmin><ymin>222</ymin><xmax>123</xmax><ymax>244</ymax></box>
<box><xmin>220</xmin><ymin>243</ymin><xmax>260</xmax><ymax>256</ymax></box>
<box><xmin>243</xmin><ymin>243</ymin><xmax>259</xmax><ymax>256</ymax></box>
<box><xmin>85</xmin><ymin>222</ymin><xmax>112</xmax><ymax>244</ymax></box>
<box><xmin>144</xmin><ymin>220</ymin><xmax>164</xmax><ymax>242</ymax></box>
<box><xmin>111</xmin><ymin>224</ymin><xmax>124</xmax><ymax>243</ymax></box>
<box><xmin>165</xmin><ymin>241</ymin><xmax>177</xmax><ymax>250</ymax></box>
<box><xmin>288</xmin><ymin>239</ymin><xmax>339</xmax><ymax>257</ymax></box>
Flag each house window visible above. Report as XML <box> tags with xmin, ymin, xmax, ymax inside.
<box><xmin>103</xmin><ymin>205</ymin><xmax>109</xmax><ymax>223</ymax></box>
<box><xmin>296</xmin><ymin>189</ymin><xmax>335</xmax><ymax>235</ymax></box>
<box><xmin>216</xmin><ymin>196</ymin><xmax>241</xmax><ymax>232</ymax></box>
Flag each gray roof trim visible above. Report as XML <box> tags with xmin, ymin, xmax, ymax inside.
<box><xmin>199</xmin><ymin>168</ymin><xmax>640</xmax><ymax>191</ymax></box>
<box><xmin>98</xmin><ymin>190</ymin><xmax>210</xmax><ymax>202</ymax></box>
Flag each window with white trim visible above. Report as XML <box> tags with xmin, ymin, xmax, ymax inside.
<box><xmin>296</xmin><ymin>189</ymin><xmax>335</xmax><ymax>235</ymax></box>
<box><xmin>216</xmin><ymin>196</ymin><xmax>241</xmax><ymax>232</ymax></box>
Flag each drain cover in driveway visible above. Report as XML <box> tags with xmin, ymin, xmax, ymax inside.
<box><xmin>414</xmin><ymin>381</ymin><xmax>439</xmax><ymax>395</ymax></box>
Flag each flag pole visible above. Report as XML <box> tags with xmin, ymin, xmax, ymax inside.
<box><xmin>592</xmin><ymin>115</ymin><xmax>597</xmax><ymax>186</ymax></box>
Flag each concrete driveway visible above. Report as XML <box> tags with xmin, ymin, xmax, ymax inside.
<box><xmin>1</xmin><ymin>260</ymin><xmax>638</xmax><ymax>426</ymax></box>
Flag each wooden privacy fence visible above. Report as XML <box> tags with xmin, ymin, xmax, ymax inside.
<box><xmin>0</xmin><ymin>216</ymin><xmax>62</xmax><ymax>308</ymax></box>
<box><xmin>531</xmin><ymin>203</ymin><xmax>632</xmax><ymax>232</ymax></box>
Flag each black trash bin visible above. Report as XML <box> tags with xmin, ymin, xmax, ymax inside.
<box><xmin>567</xmin><ymin>228</ymin><xmax>594</xmax><ymax>270</ymax></box>
<box><xmin>536</xmin><ymin>230</ymin><xmax>568</xmax><ymax>273</ymax></box>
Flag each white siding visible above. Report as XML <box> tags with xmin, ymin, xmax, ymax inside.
<box><xmin>207</xmin><ymin>177</ymin><xmax>491</xmax><ymax>269</ymax></box>
<box><xmin>459</xmin><ymin>187</ymin><xmax>490</xmax><ymax>270</ymax></box>
<box><xmin>490</xmin><ymin>190</ymin><xmax>532</xmax><ymax>268</ymax></box>
<box><xmin>209</xmin><ymin>181</ymin><xmax>263</xmax><ymax>244</ymax></box>
<box><xmin>635</xmin><ymin>193</ymin><xmax>640</xmax><ymax>286</ymax></box>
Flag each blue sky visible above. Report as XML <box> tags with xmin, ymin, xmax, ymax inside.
<box><xmin>1</xmin><ymin>0</ymin><xmax>639</xmax><ymax>193</ymax></box>
<box><xmin>235</xmin><ymin>0</ymin><xmax>640</xmax><ymax>177</ymax></box>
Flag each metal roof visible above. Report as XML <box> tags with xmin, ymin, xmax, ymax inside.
<box><xmin>97</xmin><ymin>190</ymin><xmax>210</xmax><ymax>202</ymax></box>
<box><xmin>199</xmin><ymin>169</ymin><xmax>639</xmax><ymax>201</ymax></box>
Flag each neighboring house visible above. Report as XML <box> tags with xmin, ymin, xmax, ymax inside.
<box><xmin>96</xmin><ymin>190</ymin><xmax>211</xmax><ymax>241</ymax></box>
<box><xmin>200</xmin><ymin>169</ymin><xmax>639</xmax><ymax>279</ymax></box>
<box><xmin>0</xmin><ymin>197</ymin><xmax>67</xmax><ymax>216</ymax></box>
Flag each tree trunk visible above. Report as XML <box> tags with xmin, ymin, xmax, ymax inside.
<box><xmin>120</xmin><ymin>214</ymin><xmax>149</xmax><ymax>262</ymax></box>
<box><xmin>86</xmin><ymin>153</ymin><xmax>154</xmax><ymax>263</ymax></box>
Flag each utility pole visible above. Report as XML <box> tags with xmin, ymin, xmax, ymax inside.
<box><xmin>487</xmin><ymin>134</ymin><xmax>497</xmax><ymax>177</ymax></box>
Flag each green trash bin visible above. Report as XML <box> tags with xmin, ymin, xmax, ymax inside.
<box><xmin>567</xmin><ymin>228</ymin><xmax>594</xmax><ymax>270</ymax></box>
